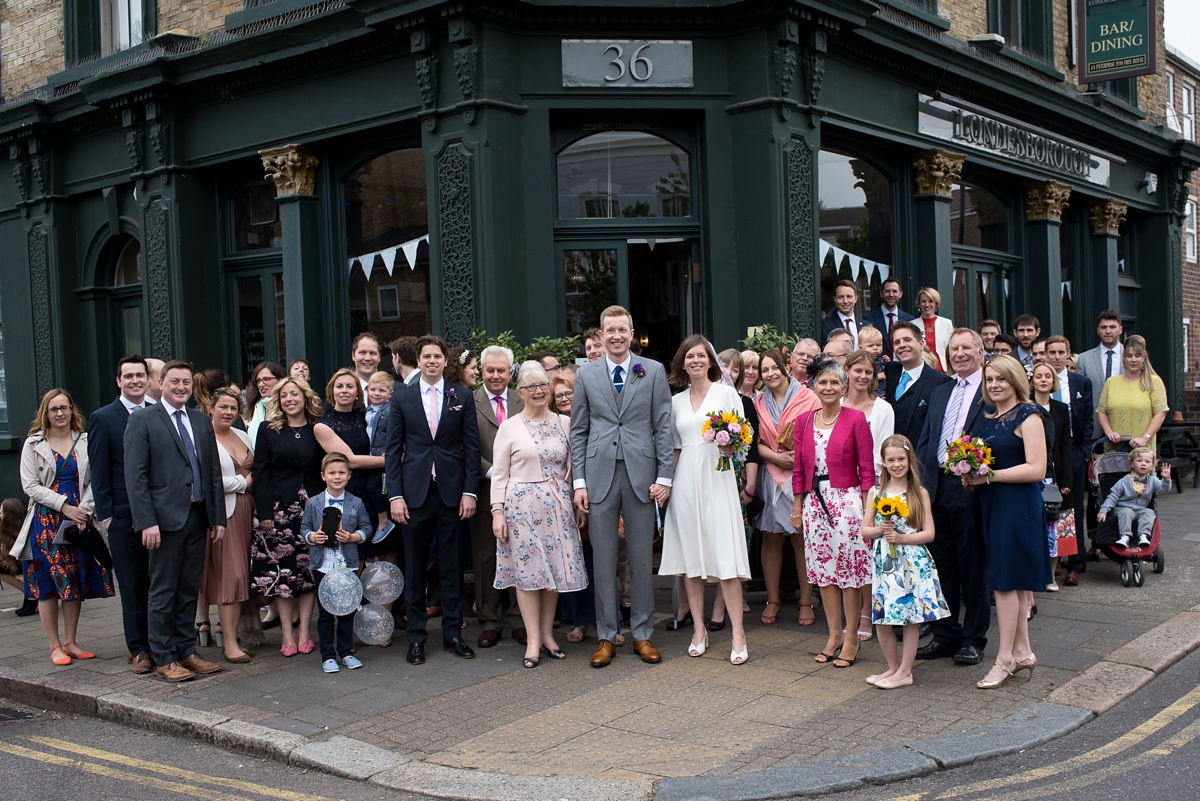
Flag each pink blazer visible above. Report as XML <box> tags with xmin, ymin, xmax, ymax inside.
<box><xmin>791</xmin><ymin>408</ymin><xmax>876</xmax><ymax>495</ymax></box>
<box><xmin>490</xmin><ymin>413</ymin><xmax>573</xmax><ymax>505</ymax></box>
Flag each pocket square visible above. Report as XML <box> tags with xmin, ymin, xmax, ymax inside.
<box><xmin>1075</xmin><ymin>392</ymin><xmax>1082</xmax><ymax>400</ymax></box>
<box><xmin>919</xmin><ymin>399</ymin><xmax>927</xmax><ymax>407</ymax></box>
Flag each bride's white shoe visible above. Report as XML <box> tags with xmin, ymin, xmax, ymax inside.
<box><xmin>730</xmin><ymin>647</ymin><xmax>748</xmax><ymax>665</ymax></box>
<box><xmin>688</xmin><ymin>634</ymin><xmax>708</xmax><ymax>657</ymax></box>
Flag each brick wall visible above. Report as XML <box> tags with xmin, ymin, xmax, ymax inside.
<box><xmin>0</xmin><ymin>0</ymin><xmax>64</xmax><ymax>99</ymax></box>
<box><xmin>158</xmin><ymin>0</ymin><xmax>242</xmax><ymax>40</ymax></box>
<box><xmin>942</xmin><ymin>0</ymin><xmax>988</xmax><ymax>43</ymax></box>
<box><xmin>1168</xmin><ymin>52</ymin><xmax>1200</xmax><ymax>416</ymax></box>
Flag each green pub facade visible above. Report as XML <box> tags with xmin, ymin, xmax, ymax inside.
<box><xmin>0</xmin><ymin>0</ymin><xmax>1197</xmax><ymax>495</ymax></box>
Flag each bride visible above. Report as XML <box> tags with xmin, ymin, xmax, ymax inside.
<box><xmin>659</xmin><ymin>336</ymin><xmax>752</xmax><ymax>665</ymax></box>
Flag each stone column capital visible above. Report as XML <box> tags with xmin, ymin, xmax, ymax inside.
<box><xmin>259</xmin><ymin>144</ymin><xmax>320</xmax><ymax>197</ymax></box>
<box><xmin>1023</xmin><ymin>180</ymin><xmax>1073</xmax><ymax>222</ymax></box>
<box><xmin>912</xmin><ymin>148</ymin><xmax>965</xmax><ymax>198</ymax></box>
<box><xmin>1088</xmin><ymin>198</ymin><xmax>1128</xmax><ymax>236</ymax></box>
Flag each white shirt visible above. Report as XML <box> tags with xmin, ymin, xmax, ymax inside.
<box><xmin>1056</xmin><ymin>368</ymin><xmax>1074</xmax><ymax>436</ymax></box>
<box><xmin>159</xmin><ymin>397</ymin><xmax>195</xmax><ymax>442</ymax></box>
<box><xmin>840</xmin><ymin>315</ymin><xmax>859</xmax><ymax>348</ymax></box>
<box><xmin>1101</xmin><ymin>343</ymin><xmax>1124</xmax><ymax>378</ymax></box>
<box><xmin>419</xmin><ymin>377</ymin><xmax>445</xmax><ymax>429</ymax></box>
<box><xmin>404</xmin><ymin>370</ymin><xmax>421</xmax><ymax>386</ymax></box>
<box><xmin>120</xmin><ymin>395</ymin><xmax>148</xmax><ymax>414</ymax></box>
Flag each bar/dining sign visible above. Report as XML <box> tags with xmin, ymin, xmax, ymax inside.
<box><xmin>1077</xmin><ymin>0</ymin><xmax>1157</xmax><ymax>83</ymax></box>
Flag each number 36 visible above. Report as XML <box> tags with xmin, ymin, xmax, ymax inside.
<box><xmin>604</xmin><ymin>43</ymin><xmax>654</xmax><ymax>82</ymax></box>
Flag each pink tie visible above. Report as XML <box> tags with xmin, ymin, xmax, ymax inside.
<box><xmin>494</xmin><ymin>396</ymin><xmax>506</xmax><ymax>425</ymax></box>
<box><xmin>427</xmin><ymin>386</ymin><xmax>439</xmax><ymax>477</ymax></box>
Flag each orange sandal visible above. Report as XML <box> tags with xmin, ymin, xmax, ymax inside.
<box><xmin>50</xmin><ymin>647</ymin><xmax>72</xmax><ymax>666</ymax></box>
<box><xmin>760</xmin><ymin>601</ymin><xmax>781</xmax><ymax>625</ymax></box>
<box><xmin>63</xmin><ymin>642</ymin><xmax>95</xmax><ymax>659</ymax></box>
<box><xmin>798</xmin><ymin>603</ymin><xmax>816</xmax><ymax>626</ymax></box>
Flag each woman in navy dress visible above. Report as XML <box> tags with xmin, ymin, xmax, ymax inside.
<box><xmin>960</xmin><ymin>355</ymin><xmax>1048</xmax><ymax>690</ymax></box>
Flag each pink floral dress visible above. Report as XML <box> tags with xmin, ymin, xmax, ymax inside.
<box><xmin>801</xmin><ymin>427</ymin><xmax>869</xmax><ymax>588</ymax></box>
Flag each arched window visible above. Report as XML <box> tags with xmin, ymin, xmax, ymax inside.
<box><xmin>950</xmin><ymin>182</ymin><xmax>1010</xmax><ymax>251</ymax></box>
<box><xmin>818</xmin><ymin>150</ymin><xmax>894</xmax><ymax>314</ymax></box>
<box><xmin>344</xmin><ymin>148</ymin><xmax>430</xmax><ymax>342</ymax></box>
<box><xmin>556</xmin><ymin>131</ymin><xmax>691</xmax><ymax>220</ymax></box>
<box><xmin>107</xmin><ymin>235</ymin><xmax>146</xmax><ymax>360</ymax></box>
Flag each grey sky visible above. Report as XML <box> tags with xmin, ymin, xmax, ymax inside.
<box><xmin>1167</xmin><ymin>0</ymin><xmax>1200</xmax><ymax>63</ymax></box>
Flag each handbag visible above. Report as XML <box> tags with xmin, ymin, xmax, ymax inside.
<box><xmin>1055</xmin><ymin>508</ymin><xmax>1078</xmax><ymax>557</ymax></box>
<box><xmin>1042</xmin><ymin>482</ymin><xmax>1063</xmax><ymax>523</ymax></box>
<box><xmin>63</xmin><ymin>523</ymin><xmax>114</xmax><ymax>570</ymax></box>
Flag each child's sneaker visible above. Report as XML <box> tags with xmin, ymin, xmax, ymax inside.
<box><xmin>1115</xmin><ymin>534</ymin><xmax>1130</xmax><ymax>548</ymax></box>
<box><xmin>1137</xmin><ymin>533</ymin><xmax>1152</xmax><ymax>547</ymax></box>
<box><xmin>322</xmin><ymin>659</ymin><xmax>340</xmax><ymax>673</ymax></box>
<box><xmin>342</xmin><ymin>655</ymin><xmax>363</xmax><ymax>670</ymax></box>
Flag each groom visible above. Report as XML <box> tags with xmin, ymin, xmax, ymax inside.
<box><xmin>571</xmin><ymin>305</ymin><xmax>674</xmax><ymax>668</ymax></box>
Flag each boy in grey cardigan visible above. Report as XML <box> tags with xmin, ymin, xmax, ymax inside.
<box><xmin>302</xmin><ymin>453</ymin><xmax>371</xmax><ymax>672</ymax></box>
<box><xmin>1097</xmin><ymin>447</ymin><xmax>1172</xmax><ymax>548</ymax></box>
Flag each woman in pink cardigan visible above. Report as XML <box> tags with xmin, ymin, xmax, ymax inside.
<box><xmin>789</xmin><ymin>358</ymin><xmax>876</xmax><ymax>669</ymax></box>
<box><xmin>491</xmin><ymin>361</ymin><xmax>589</xmax><ymax>669</ymax></box>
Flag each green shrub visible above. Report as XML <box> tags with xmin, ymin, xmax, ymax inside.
<box><xmin>740</xmin><ymin>323</ymin><xmax>798</xmax><ymax>353</ymax></box>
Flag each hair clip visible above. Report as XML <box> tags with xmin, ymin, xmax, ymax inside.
<box><xmin>459</xmin><ymin>349</ymin><xmax>471</xmax><ymax>365</ymax></box>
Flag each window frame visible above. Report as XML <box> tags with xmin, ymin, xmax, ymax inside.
<box><xmin>1182</xmin><ymin>83</ymin><xmax>1196</xmax><ymax>142</ymax></box>
<box><xmin>988</xmin><ymin>0</ymin><xmax>1053</xmax><ymax>63</ymax></box>
<box><xmin>66</xmin><ymin>0</ymin><xmax>155</xmax><ymax>60</ymax></box>
<box><xmin>376</xmin><ymin>285</ymin><xmax>401</xmax><ymax>322</ymax></box>
<box><xmin>1186</xmin><ymin>199</ymin><xmax>1197</xmax><ymax>263</ymax></box>
<box><xmin>1167</xmin><ymin>71</ymin><xmax>1181</xmax><ymax>133</ymax></box>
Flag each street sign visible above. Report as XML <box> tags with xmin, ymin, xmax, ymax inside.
<box><xmin>1077</xmin><ymin>0</ymin><xmax>1157</xmax><ymax>84</ymax></box>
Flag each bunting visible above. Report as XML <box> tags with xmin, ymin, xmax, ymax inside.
<box><xmin>818</xmin><ymin>239</ymin><xmax>891</xmax><ymax>284</ymax></box>
<box><xmin>347</xmin><ymin>233</ymin><xmax>430</xmax><ymax>276</ymax></box>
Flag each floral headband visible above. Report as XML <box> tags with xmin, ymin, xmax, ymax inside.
<box><xmin>459</xmin><ymin>348</ymin><xmax>472</xmax><ymax>365</ymax></box>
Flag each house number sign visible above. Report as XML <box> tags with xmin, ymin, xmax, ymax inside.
<box><xmin>561</xmin><ymin>40</ymin><xmax>693</xmax><ymax>88</ymax></box>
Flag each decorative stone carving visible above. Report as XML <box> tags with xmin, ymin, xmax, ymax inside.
<box><xmin>805</xmin><ymin>52</ymin><xmax>825</xmax><ymax>105</ymax></box>
<box><xmin>437</xmin><ymin>143</ymin><xmax>476</xmax><ymax>347</ymax></box>
<box><xmin>1088</xmin><ymin>198</ymin><xmax>1128</xmax><ymax>236</ymax></box>
<box><xmin>912</xmin><ymin>148</ymin><xmax>965</xmax><ymax>197</ymax></box>
<box><xmin>30</xmin><ymin>154</ymin><xmax>48</xmax><ymax>197</ymax></box>
<box><xmin>786</xmin><ymin>138</ymin><xmax>816</xmax><ymax>337</ymax></box>
<box><xmin>28</xmin><ymin>223</ymin><xmax>54</xmax><ymax>398</ymax></box>
<box><xmin>454</xmin><ymin>46</ymin><xmax>477</xmax><ymax>100</ymax></box>
<box><xmin>416</xmin><ymin>54</ymin><xmax>439</xmax><ymax>110</ymax></box>
<box><xmin>774</xmin><ymin>45</ymin><xmax>796</xmax><ymax>98</ymax></box>
<box><xmin>447</xmin><ymin>17</ymin><xmax>474</xmax><ymax>44</ymax></box>
<box><xmin>850</xmin><ymin>159</ymin><xmax>887</xmax><ymax>206</ymax></box>
<box><xmin>11</xmin><ymin>157</ymin><xmax>27</xmax><ymax>201</ymax></box>
<box><xmin>144</xmin><ymin>200</ymin><xmax>174</xmax><ymax>360</ymax></box>
<box><xmin>150</xmin><ymin>121</ymin><xmax>170</xmax><ymax>167</ymax></box>
<box><xmin>126</xmin><ymin>127</ymin><xmax>143</xmax><ymax>173</ymax></box>
<box><xmin>1023</xmin><ymin>180</ymin><xmax>1073</xmax><ymax>222</ymax></box>
<box><xmin>260</xmin><ymin>144</ymin><xmax>320</xmax><ymax>197</ymax></box>
<box><xmin>1168</xmin><ymin>164</ymin><xmax>1193</xmax><ymax>219</ymax></box>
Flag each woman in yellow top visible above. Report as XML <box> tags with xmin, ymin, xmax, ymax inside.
<box><xmin>1096</xmin><ymin>336</ymin><xmax>1168</xmax><ymax>453</ymax></box>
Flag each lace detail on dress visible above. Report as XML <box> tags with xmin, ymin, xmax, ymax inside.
<box><xmin>990</xmin><ymin>403</ymin><xmax>1037</xmax><ymax>427</ymax></box>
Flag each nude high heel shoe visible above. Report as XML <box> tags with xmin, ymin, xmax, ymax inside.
<box><xmin>1014</xmin><ymin>654</ymin><xmax>1037</xmax><ymax>678</ymax></box>
<box><xmin>976</xmin><ymin>660</ymin><xmax>1016</xmax><ymax>689</ymax></box>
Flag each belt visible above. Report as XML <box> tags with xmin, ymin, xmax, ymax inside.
<box><xmin>190</xmin><ymin>501</ymin><xmax>205</xmax><ymax>509</ymax></box>
<box><xmin>809</xmin><ymin>474</ymin><xmax>833</xmax><ymax>525</ymax></box>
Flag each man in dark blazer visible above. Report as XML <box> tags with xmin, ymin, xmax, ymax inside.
<box><xmin>1045</xmin><ymin>335</ymin><xmax>1095</xmax><ymax>586</ymax></box>
<box><xmin>864</xmin><ymin>277</ymin><xmax>914</xmax><ymax>359</ymax></box>
<box><xmin>821</xmin><ymin>279</ymin><xmax>868</xmax><ymax>348</ymax></box>
<box><xmin>88</xmin><ymin>354</ymin><xmax>154</xmax><ymax>674</ymax></box>
<box><xmin>885</xmin><ymin>321</ymin><xmax>951</xmax><ymax>446</ymax></box>
<box><xmin>915</xmin><ymin>329</ymin><xmax>993</xmax><ymax>666</ymax></box>
<box><xmin>470</xmin><ymin>345</ymin><xmax>524</xmax><ymax>648</ymax></box>
<box><xmin>387</xmin><ymin>335</ymin><xmax>482</xmax><ymax>666</ymax></box>
<box><xmin>124</xmin><ymin>360</ymin><xmax>225</xmax><ymax>682</ymax></box>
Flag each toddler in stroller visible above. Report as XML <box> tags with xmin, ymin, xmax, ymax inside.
<box><xmin>1096</xmin><ymin>447</ymin><xmax>1171</xmax><ymax>549</ymax></box>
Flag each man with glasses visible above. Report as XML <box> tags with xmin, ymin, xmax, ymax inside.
<box><xmin>470</xmin><ymin>346</ymin><xmax>525</xmax><ymax>649</ymax></box>
<box><xmin>527</xmin><ymin>350</ymin><xmax>562</xmax><ymax>375</ymax></box>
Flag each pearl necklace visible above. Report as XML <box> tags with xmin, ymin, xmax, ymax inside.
<box><xmin>819</xmin><ymin>407</ymin><xmax>841</xmax><ymax>427</ymax></box>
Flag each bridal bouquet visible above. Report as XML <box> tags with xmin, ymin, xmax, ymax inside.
<box><xmin>943</xmin><ymin>434</ymin><xmax>993</xmax><ymax>489</ymax></box>
<box><xmin>701</xmin><ymin>410</ymin><xmax>754</xmax><ymax>472</ymax></box>
<box><xmin>872</xmin><ymin>495</ymin><xmax>910</xmax><ymax>559</ymax></box>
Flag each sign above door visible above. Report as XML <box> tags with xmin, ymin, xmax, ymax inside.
<box><xmin>562</xmin><ymin>40</ymin><xmax>693</xmax><ymax>88</ymax></box>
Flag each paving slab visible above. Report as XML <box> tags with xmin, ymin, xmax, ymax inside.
<box><xmin>1103</xmin><ymin>610</ymin><xmax>1200</xmax><ymax>674</ymax></box>
<box><xmin>1048</xmin><ymin>661</ymin><xmax>1157</xmax><ymax>714</ymax></box>
<box><xmin>291</xmin><ymin>734</ymin><xmax>411</xmax><ymax>779</ymax></box>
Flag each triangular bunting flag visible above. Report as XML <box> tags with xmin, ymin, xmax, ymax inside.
<box><xmin>381</xmin><ymin>247</ymin><xmax>399</xmax><ymax>276</ymax></box>
<box><xmin>401</xmin><ymin>238</ymin><xmax>422</xmax><ymax>271</ymax></box>
<box><xmin>362</xmin><ymin>255</ymin><xmax>375</xmax><ymax>282</ymax></box>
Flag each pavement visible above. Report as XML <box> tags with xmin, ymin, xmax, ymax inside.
<box><xmin>3</xmin><ymin>486</ymin><xmax>1200</xmax><ymax>799</ymax></box>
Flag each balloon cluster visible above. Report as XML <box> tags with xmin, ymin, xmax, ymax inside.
<box><xmin>311</xmin><ymin>562</ymin><xmax>406</xmax><ymax>646</ymax></box>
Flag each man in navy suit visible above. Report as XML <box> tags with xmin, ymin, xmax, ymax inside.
<box><xmin>821</xmin><ymin>279</ymin><xmax>868</xmax><ymax>348</ymax></box>
<box><xmin>884</xmin><ymin>321</ymin><xmax>951</xmax><ymax>446</ymax></box>
<box><xmin>387</xmin><ymin>335</ymin><xmax>482</xmax><ymax>665</ymax></box>
<box><xmin>1045</xmin><ymin>335</ymin><xmax>1094</xmax><ymax>586</ymax></box>
<box><xmin>863</xmin><ymin>277</ymin><xmax>914</xmax><ymax>359</ymax></box>
<box><xmin>88</xmin><ymin>355</ymin><xmax>155</xmax><ymax>675</ymax></box>
<box><xmin>915</xmin><ymin>329</ymin><xmax>993</xmax><ymax>666</ymax></box>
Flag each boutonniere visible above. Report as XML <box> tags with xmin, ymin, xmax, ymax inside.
<box><xmin>444</xmin><ymin>387</ymin><xmax>462</xmax><ymax>412</ymax></box>
<box><xmin>631</xmin><ymin>364</ymin><xmax>646</xmax><ymax>379</ymax></box>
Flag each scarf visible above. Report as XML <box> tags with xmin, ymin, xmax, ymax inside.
<box><xmin>754</xmin><ymin>379</ymin><xmax>820</xmax><ymax>490</ymax></box>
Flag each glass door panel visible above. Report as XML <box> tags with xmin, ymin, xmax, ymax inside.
<box><xmin>628</xmin><ymin>238</ymin><xmax>698</xmax><ymax>365</ymax></box>
<box><xmin>119</xmin><ymin>302</ymin><xmax>143</xmax><ymax>358</ymax></box>
<box><xmin>274</xmin><ymin>273</ymin><xmax>287</xmax><ymax>368</ymax></box>
<box><xmin>561</xmin><ymin>245</ymin><xmax>623</xmax><ymax>336</ymax></box>
<box><xmin>230</xmin><ymin>269</ymin><xmax>285</xmax><ymax>386</ymax></box>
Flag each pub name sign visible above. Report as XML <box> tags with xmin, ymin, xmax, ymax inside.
<box><xmin>1077</xmin><ymin>0</ymin><xmax>1157</xmax><ymax>83</ymax></box>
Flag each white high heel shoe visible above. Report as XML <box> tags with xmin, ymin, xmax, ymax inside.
<box><xmin>688</xmin><ymin>634</ymin><xmax>708</xmax><ymax>657</ymax></box>
<box><xmin>730</xmin><ymin>647</ymin><xmax>748</xmax><ymax>665</ymax></box>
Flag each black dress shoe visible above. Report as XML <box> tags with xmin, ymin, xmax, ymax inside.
<box><xmin>916</xmin><ymin>640</ymin><xmax>959</xmax><ymax>660</ymax></box>
<box><xmin>443</xmin><ymin>638</ymin><xmax>475</xmax><ymax>659</ymax></box>
<box><xmin>406</xmin><ymin>643</ymin><xmax>426</xmax><ymax>665</ymax></box>
<box><xmin>953</xmin><ymin>644</ymin><xmax>983</xmax><ymax>665</ymax></box>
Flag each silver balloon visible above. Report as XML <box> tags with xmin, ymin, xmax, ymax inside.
<box><xmin>318</xmin><ymin>567</ymin><xmax>363</xmax><ymax>616</ymax></box>
<box><xmin>354</xmin><ymin>602</ymin><xmax>395</xmax><ymax>645</ymax></box>
<box><xmin>360</xmin><ymin>560</ymin><xmax>404</xmax><ymax>605</ymax></box>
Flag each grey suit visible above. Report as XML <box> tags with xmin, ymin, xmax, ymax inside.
<box><xmin>1077</xmin><ymin>343</ymin><xmax>1124</xmax><ymax>435</ymax></box>
<box><xmin>569</xmin><ymin>356</ymin><xmax>674</xmax><ymax>642</ymax></box>
<box><xmin>124</xmin><ymin>401</ymin><xmax>225</xmax><ymax>668</ymax></box>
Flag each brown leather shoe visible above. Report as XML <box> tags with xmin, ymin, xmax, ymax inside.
<box><xmin>513</xmin><ymin>627</ymin><xmax>528</xmax><ymax>646</ymax></box>
<box><xmin>179</xmin><ymin>654</ymin><xmax>222</xmax><ymax>674</ymax></box>
<box><xmin>633</xmin><ymin>640</ymin><xmax>662</xmax><ymax>664</ymax></box>
<box><xmin>157</xmin><ymin>662</ymin><xmax>196</xmax><ymax>682</ymax></box>
<box><xmin>131</xmin><ymin>652</ymin><xmax>154</xmax><ymax>674</ymax></box>
<box><xmin>591</xmin><ymin>639</ymin><xmax>616</xmax><ymax>668</ymax></box>
<box><xmin>426</xmin><ymin>606</ymin><xmax>443</xmax><ymax>618</ymax></box>
<box><xmin>1065</xmin><ymin>571</ymin><xmax>1080</xmax><ymax>586</ymax></box>
<box><xmin>477</xmin><ymin>629</ymin><xmax>500</xmax><ymax>648</ymax></box>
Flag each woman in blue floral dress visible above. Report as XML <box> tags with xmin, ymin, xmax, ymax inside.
<box><xmin>490</xmin><ymin>362</ymin><xmax>588</xmax><ymax>668</ymax></box>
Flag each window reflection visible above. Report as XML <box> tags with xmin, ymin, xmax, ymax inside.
<box><xmin>557</xmin><ymin>132</ymin><xmax>691</xmax><ymax>219</ymax></box>
<box><xmin>563</xmin><ymin>249</ymin><xmax>618</xmax><ymax>334</ymax></box>
<box><xmin>818</xmin><ymin>151</ymin><xmax>893</xmax><ymax>314</ymax></box>
<box><xmin>233</xmin><ymin>179</ymin><xmax>281</xmax><ymax>251</ymax></box>
<box><xmin>950</xmin><ymin>183</ymin><xmax>1010</xmax><ymax>251</ymax></box>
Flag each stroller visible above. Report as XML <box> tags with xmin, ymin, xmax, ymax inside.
<box><xmin>1088</xmin><ymin>443</ymin><xmax>1165</xmax><ymax>587</ymax></box>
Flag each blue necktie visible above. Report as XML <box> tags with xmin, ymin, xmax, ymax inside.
<box><xmin>174</xmin><ymin>410</ymin><xmax>204</xmax><ymax>503</ymax></box>
<box><xmin>895</xmin><ymin>371</ymin><xmax>912</xmax><ymax>400</ymax></box>
<box><xmin>613</xmin><ymin>365</ymin><xmax>624</xmax><ymax>394</ymax></box>
<box><xmin>1105</xmin><ymin>350</ymin><xmax>1114</xmax><ymax>379</ymax></box>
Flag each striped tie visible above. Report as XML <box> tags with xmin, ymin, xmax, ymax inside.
<box><xmin>938</xmin><ymin>379</ymin><xmax>970</xmax><ymax>465</ymax></box>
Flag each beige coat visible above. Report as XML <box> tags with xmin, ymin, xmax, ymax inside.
<box><xmin>10</xmin><ymin>432</ymin><xmax>95</xmax><ymax>560</ymax></box>
<box><xmin>490</xmin><ymin>413</ymin><xmax>573</xmax><ymax>505</ymax></box>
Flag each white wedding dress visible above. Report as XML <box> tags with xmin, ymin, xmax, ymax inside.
<box><xmin>659</xmin><ymin>383</ymin><xmax>751</xmax><ymax>581</ymax></box>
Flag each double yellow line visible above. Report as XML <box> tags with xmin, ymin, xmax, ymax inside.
<box><xmin>0</xmin><ymin>735</ymin><xmax>341</xmax><ymax>801</ymax></box>
<box><xmin>887</xmin><ymin>684</ymin><xmax>1200</xmax><ymax>801</ymax></box>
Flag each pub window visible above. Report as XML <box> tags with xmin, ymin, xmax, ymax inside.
<box><xmin>818</xmin><ymin>150</ymin><xmax>894</xmax><ymax>315</ymax></box>
<box><xmin>232</xmin><ymin>179</ymin><xmax>281</xmax><ymax>251</ymax></box>
<box><xmin>101</xmin><ymin>0</ymin><xmax>143</xmax><ymax>52</ymax></box>
<box><xmin>556</xmin><ymin>131</ymin><xmax>691</xmax><ymax>220</ymax></box>
<box><xmin>1186</xmin><ymin>200</ymin><xmax>1197</xmax><ymax>263</ymax></box>
<box><xmin>950</xmin><ymin>182</ymin><xmax>1010</xmax><ymax>252</ymax></box>
<box><xmin>344</xmin><ymin>148</ymin><xmax>430</xmax><ymax>342</ymax></box>
<box><xmin>1101</xmin><ymin>78</ymin><xmax>1138</xmax><ymax>107</ymax></box>
<box><xmin>989</xmin><ymin>0</ymin><xmax>1051</xmax><ymax>61</ymax></box>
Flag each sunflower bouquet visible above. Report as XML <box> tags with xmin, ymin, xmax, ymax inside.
<box><xmin>943</xmin><ymin>434</ymin><xmax>994</xmax><ymax>490</ymax></box>
<box><xmin>872</xmin><ymin>495</ymin><xmax>911</xmax><ymax>559</ymax></box>
<box><xmin>701</xmin><ymin>410</ymin><xmax>754</xmax><ymax>472</ymax></box>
